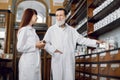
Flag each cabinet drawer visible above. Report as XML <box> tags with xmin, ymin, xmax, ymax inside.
<box><xmin>76</xmin><ymin>64</ymin><xmax>80</xmax><ymax>71</ymax></box>
<box><xmin>85</xmin><ymin>55</ymin><xmax>91</xmax><ymax>62</ymax></box>
<box><xmin>79</xmin><ymin>56</ymin><xmax>85</xmax><ymax>62</ymax></box>
<box><xmin>79</xmin><ymin>73</ymin><xmax>84</xmax><ymax>80</ymax></box>
<box><xmin>85</xmin><ymin>64</ymin><xmax>91</xmax><ymax>73</ymax></box>
<box><xmin>109</xmin><ymin>50</ymin><xmax>120</xmax><ymax>61</ymax></box>
<box><xmin>99</xmin><ymin>64</ymin><xmax>109</xmax><ymax>75</ymax></box>
<box><xmin>75</xmin><ymin>72</ymin><xmax>80</xmax><ymax>79</ymax></box>
<box><xmin>80</xmin><ymin>64</ymin><xmax>84</xmax><ymax>72</ymax></box>
<box><xmin>91</xmin><ymin>75</ymin><xmax>98</xmax><ymax>80</ymax></box>
<box><xmin>91</xmin><ymin>64</ymin><xmax>98</xmax><ymax>74</ymax></box>
<box><xmin>108</xmin><ymin>63</ymin><xmax>120</xmax><ymax>77</ymax></box>
<box><xmin>76</xmin><ymin>57</ymin><xmax>80</xmax><ymax>63</ymax></box>
<box><xmin>84</xmin><ymin>74</ymin><xmax>90</xmax><ymax>80</ymax></box>
<box><xmin>91</xmin><ymin>54</ymin><xmax>98</xmax><ymax>62</ymax></box>
<box><xmin>99</xmin><ymin>52</ymin><xmax>110</xmax><ymax>61</ymax></box>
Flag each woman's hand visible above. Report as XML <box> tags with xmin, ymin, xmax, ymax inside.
<box><xmin>36</xmin><ymin>41</ymin><xmax>45</xmax><ymax>49</ymax></box>
<box><xmin>96</xmin><ymin>40</ymin><xmax>104</xmax><ymax>44</ymax></box>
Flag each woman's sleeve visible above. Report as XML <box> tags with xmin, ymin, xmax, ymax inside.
<box><xmin>17</xmin><ymin>29</ymin><xmax>36</xmax><ymax>53</ymax></box>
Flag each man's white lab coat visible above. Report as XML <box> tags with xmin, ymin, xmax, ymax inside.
<box><xmin>44</xmin><ymin>24</ymin><xmax>97</xmax><ymax>80</ymax></box>
<box><xmin>17</xmin><ymin>26</ymin><xmax>41</xmax><ymax>80</ymax></box>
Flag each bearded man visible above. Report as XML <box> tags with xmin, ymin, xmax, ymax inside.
<box><xmin>43</xmin><ymin>8</ymin><xmax>101</xmax><ymax>80</ymax></box>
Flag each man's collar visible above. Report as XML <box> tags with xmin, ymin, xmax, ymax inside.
<box><xmin>56</xmin><ymin>23</ymin><xmax>68</xmax><ymax>31</ymax></box>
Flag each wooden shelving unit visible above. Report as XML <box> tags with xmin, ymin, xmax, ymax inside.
<box><xmin>0</xmin><ymin>10</ymin><xmax>14</xmax><ymax>80</ymax></box>
<box><xmin>0</xmin><ymin>10</ymin><xmax>12</xmax><ymax>53</ymax></box>
<box><xmin>65</xmin><ymin>0</ymin><xmax>87</xmax><ymax>26</ymax></box>
<box><xmin>88</xmin><ymin>0</ymin><xmax>120</xmax><ymax>23</ymax></box>
<box><xmin>87</xmin><ymin>0</ymin><xmax>120</xmax><ymax>37</ymax></box>
<box><xmin>64</xmin><ymin>0</ymin><xmax>120</xmax><ymax>80</ymax></box>
<box><xmin>88</xmin><ymin>18</ymin><xmax>120</xmax><ymax>36</ymax></box>
<box><xmin>77</xmin><ymin>23</ymin><xmax>87</xmax><ymax>34</ymax></box>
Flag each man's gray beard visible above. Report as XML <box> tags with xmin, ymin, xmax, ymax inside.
<box><xmin>56</xmin><ymin>20</ymin><xmax>65</xmax><ymax>26</ymax></box>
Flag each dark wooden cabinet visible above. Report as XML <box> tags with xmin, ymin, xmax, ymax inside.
<box><xmin>0</xmin><ymin>10</ymin><xmax>14</xmax><ymax>80</ymax></box>
<box><xmin>64</xmin><ymin>0</ymin><xmax>120</xmax><ymax>37</ymax></box>
<box><xmin>75</xmin><ymin>48</ymin><xmax>120</xmax><ymax>80</ymax></box>
<box><xmin>0</xmin><ymin>10</ymin><xmax>13</xmax><ymax>54</ymax></box>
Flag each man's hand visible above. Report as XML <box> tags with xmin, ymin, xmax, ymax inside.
<box><xmin>54</xmin><ymin>49</ymin><xmax>63</xmax><ymax>54</ymax></box>
<box><xmin>36</xmin><ymin>41</ymin><xmax>45</xmax><ymax>49</ymax></box>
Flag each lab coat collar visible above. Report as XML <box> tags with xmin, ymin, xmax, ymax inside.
<box><xmin>27</xmin><ymin>25</ymin><xmax>34</xmax><ymax>30</ymax></box>
<box><xmin>55</xmin><ymin>23</ymin><xmax>68</xmax><ymax>31</ymax></box>
<box><xmin>26</xmin><ymin>25</ymin><xmax>36</xmax><ymax>32</ymax></box>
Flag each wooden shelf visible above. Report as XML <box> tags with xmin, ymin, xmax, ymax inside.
<box><xmin>89</xmin><ymin>0</ymin><xmax>120</xmax><ymax>23</ymax></box>
<box><xmin>99</xmin><ymin>74</ymin><xmax>120</xmax><ymax>79</ymax></box>
<box><xmin>88</xmin><ymin>0</ymin><xmax>106</xmax><ymax>8</ymax></box>
<box><xmin>76</xmin><ymin>5</ymin><xmax>87</xmax><ymax>22</ymax></box>
<box><xmin>72</xmin><ymin>0</ymin><xmax>79</xmax><ymax>4</ymax></box>
<box><xmin>70</xmin><ymin>9</ymin><xmax>87</xmax><ymax>26</ymax></box>
<box><xmin>64</xmin><ymin>0</ymin><xmax>73</xmax><ymax>13</ymax></box>
<box><xmin>77</xmin><ymin>22</ymin><xmax>87</xmax><ymax>34</ymax></box>
<box><xmin>66</xmin><ymin>0</ymin><xmax>86</xmax><ymax>23</ymax></box>
<box><xmin>74</xmin><ymin>0</ymin><xmax>83</xmax><ymax>11</ymax></box>
<box><xmin>74</xmin><ymin>0</ymin><xmax>120</xmax><ymax>79</ymax></box>
<box><xmin>88</xmin><ymin>18</ymin><xmax>120</xmax><ymax>36</ymax></box>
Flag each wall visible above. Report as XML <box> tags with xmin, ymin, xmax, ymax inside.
<box><xmin>0</xmin><ymin>0</ymin><xmax>16</xmax><ymax>13</ymax></box>
<box><xmin>50</xmin><ymin>0</ymin><xmax>64</xmax><ymax>14</ymax></box>
<box><xmin>0</xmin><ymin>0</ymin><xmax>11</xmax><ymax>10</ymax></box>
<box><xmin>99</xmin><ymin>26</ymin><xmax>120</xmax><ymax>47</ymax></box>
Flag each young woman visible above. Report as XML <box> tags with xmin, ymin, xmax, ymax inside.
<box><xmin>17</xmin><ymin>8</ymin><xmax>45</xmax><ymax>80</ymax></box>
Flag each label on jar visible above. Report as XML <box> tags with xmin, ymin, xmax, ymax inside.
<box><xmin>99</xmin><ymin>43</ymin><xmax>106</xmax><ymax>48</ymax></box>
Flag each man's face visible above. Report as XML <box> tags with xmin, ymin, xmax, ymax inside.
<box><xmin>55</xmin><ymin>10</ymin><xmax>66</xmax><ymax>26</ymax></box>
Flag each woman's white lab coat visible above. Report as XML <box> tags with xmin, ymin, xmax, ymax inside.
<box><xmin>44</xmin><ymin>24</ymin><xmax>97</xmax><ymax>80</ymax></box>
<box><xmin>17</xmin><ymin>26</ymin><xmax>41</xmax><ymax>80</ymax></box>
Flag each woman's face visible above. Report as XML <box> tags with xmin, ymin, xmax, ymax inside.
<box><xmin>31</xmin><ymin>14</ymin><xmax>38</xmax><ymax>24</ymax></box>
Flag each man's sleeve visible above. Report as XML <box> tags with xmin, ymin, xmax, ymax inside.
<box><xmin>74</xmin><ymin>29</ymin><xmax>97</xmax><ymax>47</ymax></box>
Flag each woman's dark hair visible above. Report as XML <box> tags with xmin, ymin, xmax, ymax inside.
<box><xmin>56</xmin><ymin>8</ymin><xmax>68</xmax><ymax>16</ymax></box>
<box><xmin>19</xmin><ymin>8</ymin><xmax>37</xmax><ymax>29</ymax></box>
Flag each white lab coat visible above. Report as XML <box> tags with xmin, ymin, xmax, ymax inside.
<box><xmin>17</xmin><ymin>26</ymin><xmax>41</xmax><ymax>80</ymax></box>
<box><xmin>44</xmin><ymin>24</ymin><xmax>97</xmax><ymax>80</ymax></box>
